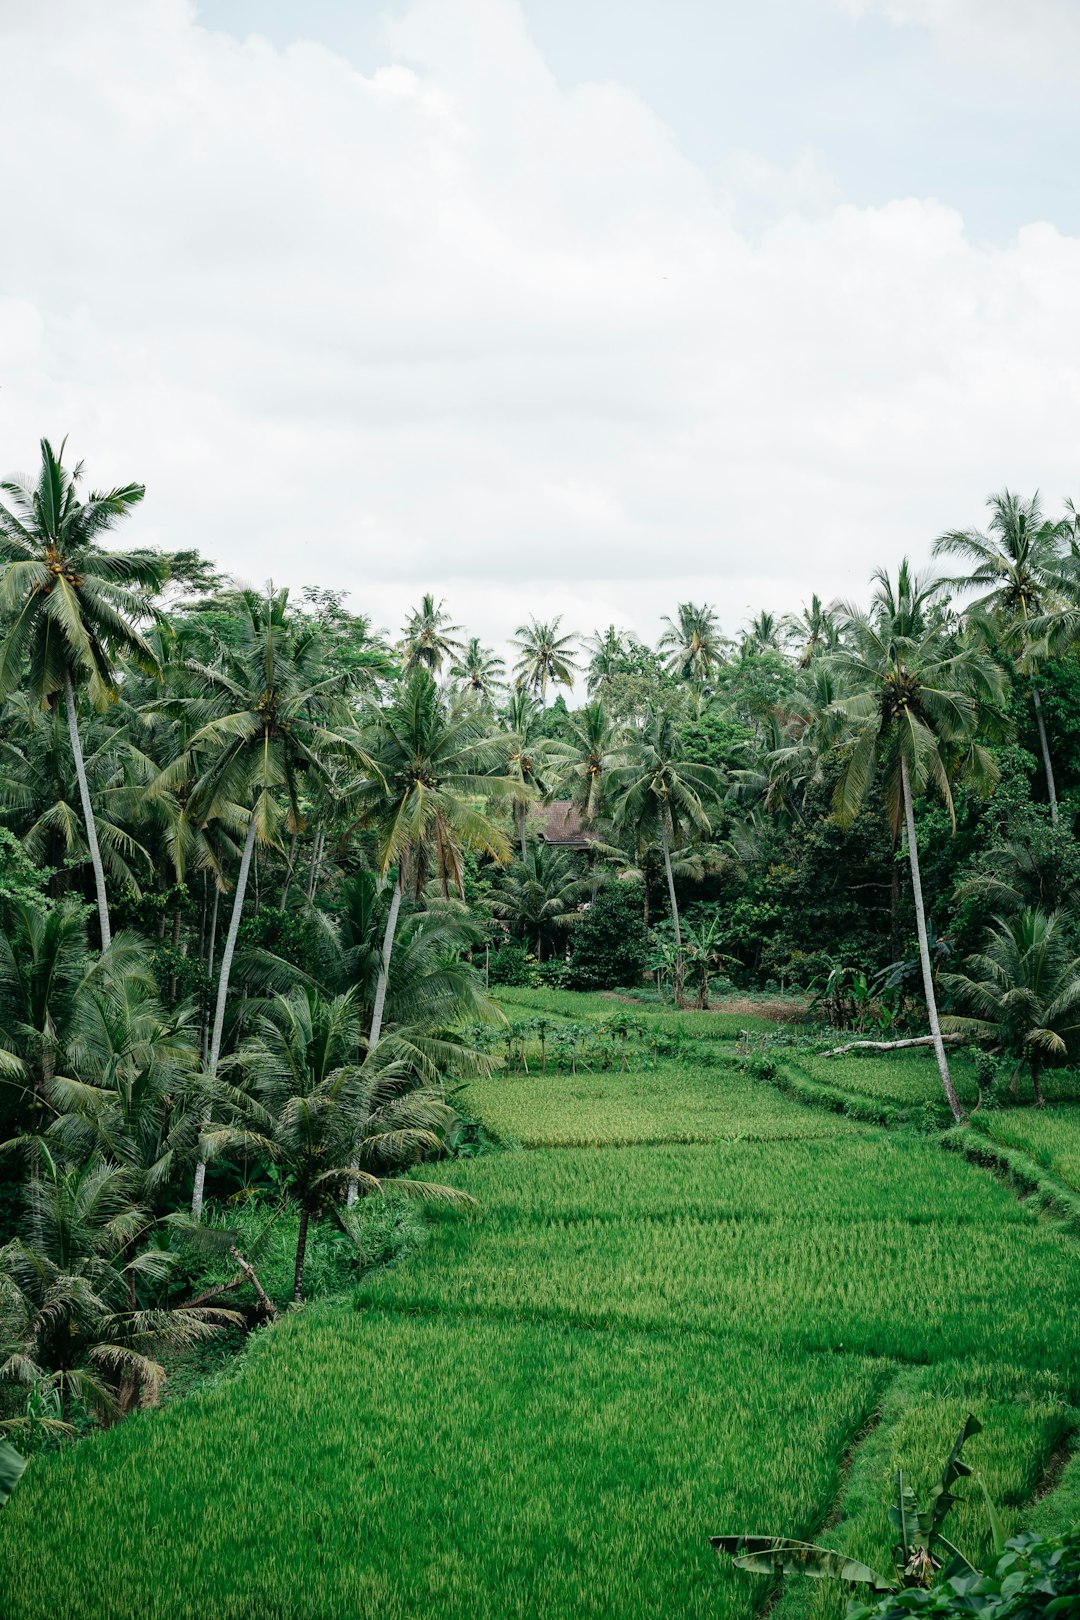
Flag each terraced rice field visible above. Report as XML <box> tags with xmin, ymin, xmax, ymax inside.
<box><xmin>973</xmin><ymin>1102</ymin><xmax>1080</xmax><ymax>1192</ymax></box>
<box><xmin>460</xmin><ymin>1059</ymin><xmax>861</xmax><ymax>1146</ymax></box>
<box><xmin>3</xmin><ymin>994</ymin><xmax>1078</xmax><ymax>1620</ymax></box>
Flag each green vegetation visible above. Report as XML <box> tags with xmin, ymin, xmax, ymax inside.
<box><xmin>3</xmin><ymin>444</ymin><xmax>1080</xmax><ymax>1615</ymax></box>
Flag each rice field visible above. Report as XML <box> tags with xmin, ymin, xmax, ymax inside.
<box><xmin>974</xmin><ymin>1103</ymin><xmax>1080</xmax><ymax>1193</ymax></box>
<box><xmin>794</xmin><ymin>1048</ymin><xmax>982</xmax><ymax>1109</ymax></box>
<box><xmin>491</xmin><ymin>984</ymin><xmax>781</xmax><ymax>1037</ymax></box>
<box><xmin>460</xmin><ymin>1060</ymin><xmax>861</xmax><ymax>1146</ymax></box>
<box><xmin>3</xmin><ymin>992</ymin><xmax>1078</xmax><ymax>1620</ymax></box>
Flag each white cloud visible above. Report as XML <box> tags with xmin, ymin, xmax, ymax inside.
<box><xmin>839</xmin><ymin>0</ymin><xmax>1080</xmax><ymax>79</ymax></box>
<box><xmin>2</xmin><ymin>0</ymin><xmax>1079</xmax><ymax>656</ymax></box>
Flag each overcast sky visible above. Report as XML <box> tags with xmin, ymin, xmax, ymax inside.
<box><xmin>3</xmin><ymin>0</ymin><xmax>1079</xmax><ymax>653</ymax></box>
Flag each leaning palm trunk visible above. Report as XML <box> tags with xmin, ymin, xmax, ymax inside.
<box><xmin>1031</xmin><ymin>682</ymin><xmax>1058</xmax><ymax>825</ymax></box>
<box><xmin>191</xmin><ymin>815</ymin><xmax>258</xmax><ymax>1218</ymax></box>
<box><xmin>660</xmin><ymin>812</ymin><xmax>684</xmax><ymax>1007</ymax></box>
<box><xmin>64</xmin><ymin>673</ymin><xmax>112</xmax><ymax>951</ymax></box>
<box><xmin>347</xmin><ymin>875</ymin><xmax>404</xmax><ymax>1208</ymax></box>
<box><xmin>901</xmin><ymin>756</ymin><xmax>963</xmax><ymax>1123</ymax></box>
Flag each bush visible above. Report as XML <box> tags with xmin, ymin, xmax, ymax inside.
<box><xmin>486</xmin><ymin>937</ymin><xmax>533</xmax><ymax>986</ymax></box>
<box><xmin>565</xmin><ymin>886</ymin><xmax>648</xmax><ymax>991</ymax></box>
<box><xmin>847</xmin><ymin>1530</ymin><xmax>1080</xmax><ymax>1618</ymax></box>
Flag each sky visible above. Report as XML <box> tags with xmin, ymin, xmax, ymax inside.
<box><xmin>2</xmin><ymin>0</ymin><xmax>1079</xmax><ymax>654</ymax></box>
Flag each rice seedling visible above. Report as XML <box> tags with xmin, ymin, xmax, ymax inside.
<box><xmin>974</xmin><ymin>1104</ymin><xmax>1080</xmax><ymax>1193</ymax></box>
<box><xmin>794</xmin><ymin>1050</ymin><xmax>982</xmax><ymax>1109</ymax></box>
<box><xmin>460</xmin><ymin>1061</ymin><xmax>862</xmax><ymax>1147</ymax></box>
<box><xmin>0</xmin><ymin>1307</ymin><xmax>884</xmax><ymax>1620</ymax></box>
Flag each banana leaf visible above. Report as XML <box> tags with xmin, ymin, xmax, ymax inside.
<box><xmin>0</xmin><ymin>1441</ymin><xmax>26</xmax><ymax>1508</ymax></box>
<box><xmin>711</xmin><ymin>1536</ymin><xmax>893</xmax><ymax>1589</ymax></box>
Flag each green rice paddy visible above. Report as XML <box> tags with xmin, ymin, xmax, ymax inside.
<box><xmin>3</xmin><ymin>993</ymin><xmax>1078</xmax><ymax>1620</ymax></box>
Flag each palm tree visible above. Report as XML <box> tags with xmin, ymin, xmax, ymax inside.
<box><xmin>934</xmin><ymin>489</ymin><xmax>1070</xmax><ymax>822</ymax></box>
<box><xmin>449</xmin><ymin>637</ymin><xmax>505</xmax><ymax>702</ymax></box>
<box><xmin>608</xmin><ymin>709</ymin><xmax>723</xmax><ymax>1004</ymax></box>
<box><xmin>830</xmin><ymin>561</ymin><xmax>1006</xmax><ymax>1121</ymax></box>
<box><xmin>742</xmin><ymin>610</ymin><xmax>781</xmax><ymax>657</ymax></box>
<box><xmin>555</xmin><ymin>700</ymin><xmax>627</xmax><ymax>824</ymax></box>
<box><xmin>0</xmin><ymin>1157</ymin><xmax>235</xmax><ymax>1424</ymax></box>
<box><xmin>584</xmin><ymin>626</ymin><xmax>628</xmax><ymax>698</ymax></box>
<box><xmin>348</xmin><ymin>670</ymin><xmax>510</xmax><ymax>1059</ymax></box>
<box><xmin>399</xmin><ymin>593</ymin><xmax>463</xmax><ymax>676</ymax></box>
<box><xmin>658</xmin><ymin>602</ymin><xmax>725</xmax><ymax>687</ymax></box>
<box><xmin>0</xmin><ymin>439</ymin><xmax>163</xmax><ymax>949</ymax></box>
<box><xmin>218</xmin><ymin>988</ymin><xmax>471</xmax><ymax>1301</ymax></box>
<box><xmin>781</xmin><ymin>594</ymin><xmax>838</xmax><ymax>666</ymax></box>
<box><xmin>511</xmin><ymin>616</ymin><xmax>581</xmax><ymax>699</ymax></box>
<box><xmin>151</xmin><ymin>587</ymin><xmax>364</xmax><ymax>1217</ymax></box>
<box><xmin>501</xmin><ymin>688</ymin><xmax>557</xmax><ymax>861</ymax></box>
<box><xmin>0</xmin><ymin>897</ymin><xmax>93</xmax><ymax>1135</ymax></box>
<box><xmin>490</xmin><ymin>845</ymin><xmax>588</xmax><ymax>962</ymax></box>
<box><xmin>942</xmin><ymin>909</ymin><xmax>1080</xmax><ymax>1106</ymax></box>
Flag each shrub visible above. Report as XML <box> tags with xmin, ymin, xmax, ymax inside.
<box><xmin>486</xmin><ymin>937</ymin><xmax>532</xmax><ymax>986</ymax></box>
<box><xmin>566</xmin><ymin>885</ymin><xmax>648</xmax><ymax>991</ymax></box>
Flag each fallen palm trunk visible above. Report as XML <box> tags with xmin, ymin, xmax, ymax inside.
<box><xmin>820</xmin><ymin>1034</ymin><xmax>965</xmax><ymax>1058</ymax></box>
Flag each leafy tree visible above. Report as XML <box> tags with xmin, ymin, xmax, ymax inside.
<box><xmin>152</xmin><ymin>587</ymin><xmax>363</xmax><ymax>1216</ymax></box>
<box><xmin>566</xmin><ymin>883</ymin><xmax>649</xmax><ymax>990</ymax></box>
<box><xmin>658</xmin><ymin>602</ymin><xmax>726</xmax><ymax>688</ymax></box>
<box><xmin>219</xmin><ymin>988</ymin><xmax>471</xmax><ymax>1301</ymax></box>
<box><xmin>935</xmin><ymin>489</ymin><xmax>1070</xmax><ymax>821</ymax></box>
<box><xmin>609</xmin><ymin>709</ymin><xmax>723</xmax><ymax>1003</ymax></box>
<box><xmin>449</xmin><ymin>637</ymin><xmax>505</xmax><ymax>702</ymax></box>
<box><xmin>943</xmin><ymin>908</ymin><xmax>1080</xmax><ymax>1105</ymax></box>
<box><xmin>0</xmin><ymin>439</ymin><xmax>163</xmax><ymax>948</ymax></box>
<box><xmin>349</xmin><ymin>670</ymin><xmax>509</xmax><ymax>1059</ymax></box>
<box><xmin>490</xmin><ymin>845</ymin><xmax>588</xmax><ymax>962</ymax></box>
<box><xmin>831</xmin><ymin>562</ymin><xmax>1006</xmax><ymax>1121</ymax></box>
<box><xmin>399</xmin><ymin>593</ymin><xmax>463</xmax><ymax>676</ymax></box>
<box><xmin>0</xmin><ymin>1157</ymin><xmax>234</xmax><ymax>1423</ymax></box>
<box><xmin>510</xmin><ymin>616</ymin><xmax>581</xmax><ymax>699</ymax></box>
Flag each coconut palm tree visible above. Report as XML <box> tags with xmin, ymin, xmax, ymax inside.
<box><xmin>584</xmin><ymin>626</ymin><xmax>628</xmax><ymax>698</ymax></box>
<box><xmin>781</xmin><ymin>594</ymin><xmax>839</xmax><ymax>666</ymax></box>
<box><xmin>658</xmin><ymin>602</ymin><xmax>725</xmax><ymax>687</ymax></box>
<box><xmin>830</xmin><ymin>561</ymin><xmax>1006</xmax><ymax>1122</ymax></box>
<box><xmin>942</xmin><ymin>908</ymin><xmax>1080</xmax><ymax>1106</ymax></box>
<box><xmin>490</xmin><ymin>845</ymin><xmax>589</xmax><ymax>962</ymax></box>
<box><xmin>555</xmin><ymin>700</ymin><xmax>627</xmax><ymax>824</ymax></box>
<box><xmin>742</xmin><ymin>610</ymin><xmax>782</xmax><ymax>657</ymax></box>
<box><xmin>217</xmin><ymin>987</ymin><xmax>471</xmax><ymax>1301</ymax></box>
<box><xmin>399</xmin><ymin>593</ymin><xmax>463</xmax><ymax>676</ymax></box>
<box><xmin>501</xmin><ymin>688</ymin><xmax>558</xmax><ymax>862</ymax></box>
<box><xmin>348</xmin><ymin>670</ymin><xmax>510</xmax><ymax>1060</ymax></box>
<box><xmin>0</xmin><ymin>439</ymin><xmax>163</xmax><ymax>949</ymax></box>
<box><xmin>511</xmin><ymin>616</ymin><xmax>581</xmax><ymax>699</ymax></box>
<box><xmin>608</xmin><ymin>709</ymin><xmax>723</xmax><ymax>1004</ymax></box>
<box><xmin>150</xmin><ymin>587</ymin><xmax>365</xmax><ymax>1217</ymax></box>
<box><xmin>0</xmin><ymin>1157</ymin><xmax>235</xmax><ymax>1424</ymax></box>
<box><xmin>449</xmin><ymin>637</ymin><xmax>505</xmax><ymax>702</ymax></box>
<box><xmin>934</xmin><ymin>489</ymin><xmax>1071</xmax><ymax>822</ymax></box>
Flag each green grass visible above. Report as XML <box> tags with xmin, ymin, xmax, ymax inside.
<box><xmin>1</xmin><ymin>1308</ymin><xmax>884</xmax><ymax>1620</ymax></box>
<box><xmin>4</xmin><ymin>989</ymin><xmax>1079</xmax><ymax>1620</ymax></box>
<box><xmin>795</xmin><ymin>1049</ymin><xmax>982</xmax><ymax>1109</ymax></box>
<box><xmin>975</xmin><ymin>1104</ymin><xmax>1080</xmax><ymax>1194</ymax></box>
<box><xmin>773</xmin><ymin>1363</ymin><xmax>1075</xmax><ymax>1620</ymax></box>
<box><xmin>361</xmin><ymin>1140</ymin><xmax>1080</xmax><ymax>1377</ymax></box>
<box><xmin>491</xmin><ymin>984</ymin><xmax>779</xmax><ymax>1036</ymax></box>
<box><xmin>461</xmin><ymin>1060</ymin><xmax>862</xmax><ymax>1146</ymax></box>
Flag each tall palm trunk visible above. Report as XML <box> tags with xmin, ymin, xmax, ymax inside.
<box><xmin>63</xmin><ymin>673</ymin><xmax>111</xmax><ymax>951</ymax></box>
<box><xmin>1031</xmin><ymin>682</ymin><xmax>1058</xmax><ymax>825</ymax></box>
<box><xmin>660</xmin><ymin>812</ymin><xmax>684</xmax><ymax>1007</ymax></box>
<box><xmin>192</xmin><ymin>815</ymin><xmax>258</xmax><ymax>1219</ymax></box>
<box><xmin>901</xmin><ymin>756</ymin><xmax>962</xmax><ymax>1123</ymax></box>
<box><xmin>347</xmin><ymin>874</ymin><xmax>404</xmax><ymax>1208</ymax></box>
<box><xmin>293</xmin><ymin>1207</ymin><xmax>310</xmax><ymax>1302</ymax></box>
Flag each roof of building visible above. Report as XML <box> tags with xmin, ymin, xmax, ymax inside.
<box><xmin>529</xmin><ymin>800</ymin><xmax>599</xmax><ymax>850</ymax></box>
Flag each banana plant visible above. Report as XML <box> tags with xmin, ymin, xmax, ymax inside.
<box><xmin>713</xmin><ymin>1415</ymin><xmax>984</xmax><ymax>1595</ymax></box>
<box><xmin>0</xmin><ymin>1441</ymin><xmax>26</xmax><ymax>1508</ymax></box>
